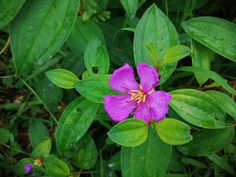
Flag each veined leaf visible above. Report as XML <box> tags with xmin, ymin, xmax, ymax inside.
<box><xmin>155</xmin><ymin>118</ymin><xmax>192</xmax><ymax>145</ymax></box>
<box><xmin>10</xmin><ymin>0</ymin><xmax>80</xmax><ymax>76</ymax></box>
<box><xmin>134</xmin><ymin>4</ymin><xmax>179</xmax><ymax>83</ymax></box>
<box><xmin>170</xmin><ymin>89</ymin><xmax>230</xmax><ymax>129</ymax></box>
<box><xmin>0</xmin><ymin>0</ymin><xmax>25</xmax><ymax>28</ymax></box>
<box><xmin>182</xmin><ymin>16</ymin><xmax>236</xmax><ymax>62</ymax></box>
<box><xmin>56</xmin><ymin>97</ymin><xmax>99</xmax><ymax>155</ymax></box>
<box><xmin>206</xmin><ymin>90</ymin><xmax>236</xmax><ymax>120</ymax></box>
<box><xmin>108</xmin><ymin>118</ymin><xmax>148</xmax><ymax>147</ymax></box>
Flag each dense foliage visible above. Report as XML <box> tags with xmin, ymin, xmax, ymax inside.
<box><xmin>0</xmin><ymin>0</ymin><xmax>236</xmax><ymax>177</ymax></box>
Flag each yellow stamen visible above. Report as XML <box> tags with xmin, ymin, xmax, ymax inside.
<box><xmin>129</xmin><ymin>90</ymin><xmax>147</xmax><ymax>103</ymax></box>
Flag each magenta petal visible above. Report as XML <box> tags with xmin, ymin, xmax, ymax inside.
<box><xmin>134</xmin><ymin>102</ymin><xmax>152</xmax><ymax>123</ymax></box>
<box><xmin>147</xmin><ymin>91</ymin><xmax>172</xmax><ymax>121</ymax></box>
<box><xmin>109</xmin><ymin>64</ymin><xmax>139</xmax><ymax>93</ymax></box>
<box><xmin>104</xmin><ymin>95</ymin><xmax>136</xmax><ymax>122</ymax></box>
<box><xmin>137</xmin><ymin>63</ymin><xmax>159</xmax><ymax>93</ymax></box>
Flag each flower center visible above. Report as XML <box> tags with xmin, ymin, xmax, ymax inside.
<box><xmin>129</xmin><ymin>90</ymin><xmax>147</xmax><ymax>103</ymax></box>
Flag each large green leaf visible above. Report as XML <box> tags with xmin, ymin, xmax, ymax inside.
<box><xmin>74</xmin><ymin>75</ymin><xmax>115</xmax><ymax>103</ymax></box>
<box><xmin>191</xmin><ymin>40</ymin><xmax>212</xmax><ymax>85</ymax></box>
<box><xmin>170</xmin><ymin>89</ymin><xmax>230</xmax><ymax>129</ymax></box>
<box><xmin>46</xmin><ymin>69</ymin><xmax>79</xmax><ymax>89</ymax></box>
<box><xmin>182</xmin><ymin>16</ymin><xmax>236</xmax><ymax>62</ymax></box>
<box><xmin>133</xmin><ymin>4</ymin><xmax>179</xmax><ymax>83</ymax></box>
<box><xmin>74</xmin><ymin>134</ymin><xmax>97</xmax><ymax>169</ymax></box>
<box><xmin>178</xmin><ymin>127</ymin><xmax>234</xmax><ymax>156</ymax></box>
<box><xmin>108</xmin><ymin>118</ymin><xmax>148</xmax><ymax>147</ymax></box>
<box><xmin>10</xmin><ymin>0</ymin><xmax>80</xmax><ymax>76</ymax></box>
<box><xmin>56</xmin><ymin>97</ymin><xmax>99</xmax><ymax>155</ymax></box>
<box><xmin>84</xmin><ymin>38</ymin><xmax>110</xmax><ymax>75</ymax></box>
<box><xmin>0</xmin><ymin>0</ymin><xmax>25</xmax><ymax>28</ymax></box>
<box><xmin>154</xmin><ymin>118</ymin><xmax>192</xmax><ymax>145</ymax></box>
<box><xmin>121</xmin><ymin>127</ymin><xmax>172</xmax><ymax>177</ymax></box>
<box><xmin>67</xmin><ymin>17</ymin><xmax>105</xmax><ymax>56</ymax></box>
<box><xmin>206</xmin><ymin>90</ymin><xmax>236</xmax><ymax>120</ymax></box>
<box><xmin>0</xmin><ymin>128</ymin><xmax>10</xmax><ymax>144</ymax></box>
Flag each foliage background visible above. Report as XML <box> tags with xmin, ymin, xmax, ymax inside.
<box><xmin>0</xmin><ymin>0</ymin><xmax>236</xmax><ymax>177</ymax></box>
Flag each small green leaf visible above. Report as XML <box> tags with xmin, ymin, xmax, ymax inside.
<box><xmin>46</xmin><ymin>69</ymin><xmax>79</xmax><ymax>89</ymax></box>
<box><xmin>170</xmin><ymin>89</ymin><xmax>230</xmax><ymax>129</ymax></box>
<box><xmin>44</xmin><ymin>154</ymin><xmax>70</xmax><ymax>177</ymax></box>
<box><xmin>29</xmin><ymin>119</ymin><xmax>49</xmax><ymax>148</ymax></box>
<box><xmin>160</xmin><ymin>45</ymin><xmax>190</xmax><ymax>65</ymax></box>
<box><xmin>177</xmin><ymin>66</ymin><xmax>236</xmax><ymax>96</ymax></box>
<box><xmin>178</xmin><ymin>127</ymin><xmax>234</xmax><ymax>156</ymax></box>
<box><xmin>108</xmin><ymin>118</ymin><xmax>148</xmax><ymax>147</ymax></box>
<box><xmin>191</xmin><ymin>40</ymin><xmax>212</xmax><ymax>85</ymax></box>
<box><xmin>121</xmin><ymin>127</ymin><xmax>172</xmax><ymax>177</ymax></box>
<box><xmin>31</xmin><ymin>138</ymin><xmax>51</xmax><ymax>158</ymax></box>
<box><xmin>56</xmin><ymin>97</ymin><xmax>99</xmax><ymax>155</ymax></box>
<box><xmin>182</xmin><ymin>16</ymin><xmax>236</xmax><ymax>62</ymax></box>
<box><xmin>74</xmin><ymin>75</ymin><xmax>114</xmax><ymax>103</ymax></box>
<box><xmin>206</xmin><ymin>90</ymin><xmax>236</xmax><ymax>120</ymax></box>
<box><xmin>74</xmin><ymin>134</ymin><xmax>97</xmax><ymax>169</ymax></box>
<box><xmin>0</xmin><ymin>128</ymin><xmax>10</xmax><ymax>144</ymax></box>
<box><xmin>154</xmin><ymin>118</ymin><xmax>192</xmax><ymax>145</ymax></box>
<box><xmin>0</xmin><ymin>0</ymin><xmax>25</xmax><ymax>28</ymax></box>
<box><xmin>84</xmin><ymin>38</ymin><xmax>110</xmax><ymax>75</ymax></box>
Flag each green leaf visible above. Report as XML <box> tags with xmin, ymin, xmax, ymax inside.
<box><xmin>120</xmin><ymin>0</ymin><xmax>139</xmax><ymax>19</ymax></box>
<box><xmin>0</xmin><ymin>0</ymin><xmax>25</xmax><ymax>28</ymax></box>
<box><xmin>182</xmin><ymin>16</ymin><xmax>236</xmax><ymax>62</ymax></box>
<box><xmin>29</xmin><ymin>119</ymin><xmax>49</xmax><ymax>148</ymax></box>
<box><xmin>177</xmin><ymin>66</ymin><xmax>236</xmax><ymax>96</ymax></box>
<box><xmin>0</xmin><ymin>128</ymin><xmax>10</xmax><ymax>144</ymax></box>
<box><xmin>56</xmin><ymin>97</ymin><xmax>99</xmax><ymax>155</ymax></box>
<box><xmin>170</xmin><ymin>89</ymin><xmax>230</xmax><ymax>129</ymax></box>
<box><xmin>154</xmin><ymin>118</ymin><xmax>192</xmax><ymax>145</ymax></box>
<box><xmin>134</xmin><ymin>4</ymin><xmax>179</xmax><ymax>83</ymax></box>
<box><xmin>74</xmin><ymin>75</ymin><xmax>114</xmax><ymax>103</ymax></box>
<box><xmin>121</xmin><ymin>127</ymin><xmax>172</xmax><ymax>177</ymax></box>
<box><xmin>108</xmin><ymin>118</ymin><xmax>148</xmax><ymax>147</ymax></box>
<box><xmin>74</xmin><ymin>134</ymin><xmax>97</xmax><ymax>169</ymax></box>
<box><xmin>31</xmin><ymin>138</ymin><xmax>51</xmax><ymax>158</ymax></box>
<box><xmin>46</xmin><ymin>69</ymin><xmax>79</xmax><ymax>89</ymax></box>
<box><xmin>84</xmin><ymin>38</ymin><xmax>110</xmax><ymax>75</ymax></box>
<box><xmin>67</xmin><ymin>17</ymin><xmax>105</xmax><ymax>56</ymax></box>
<box><xmin>160</xmin><ymin>45</ymin><xmax>191</xmax><ymax>65</ymax></box>
<box><xmin>10</xmin><ymin>0</ymin><xmax>81</xmax><ymax>76</ymax></box>
<box><xmin>191</xmin><ymin>40</ymin><xmax>212</xmax><ymax>85</ymax></box>
<box><xmin>205</xmin><ymin>90</ymin><xmax>236</xmax><ymax>120</ymax></box>
<box><xmin>178</xmin><ymin>127</ymin><xmax>234</xmax><ymax>156</ymax></box>
<box><xmin>44</xmin><ymin>154</ymin><xmax>70</xmax><ymax>177</ymax></box>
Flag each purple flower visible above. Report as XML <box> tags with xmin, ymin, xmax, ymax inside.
<box><xmin>104</xmin><ymin>63</ymin><xmax>172</xmax><ymax>123</ymax></box>
<box><xmin>24</xmin><ymin>163</ymin><xmax>33</xmax><ymax>174</ymax></box>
